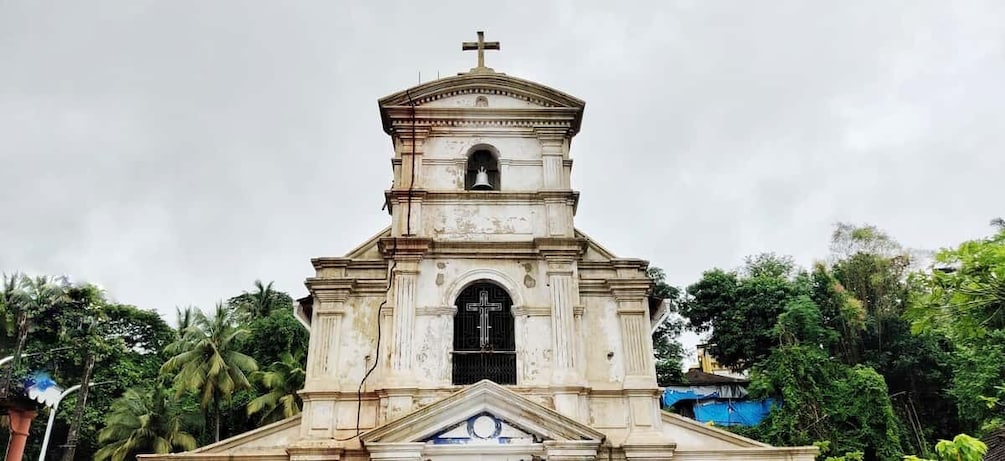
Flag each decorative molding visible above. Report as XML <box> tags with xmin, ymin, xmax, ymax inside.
<box><xmin>442</xmin><ymin>268</ymin><xmax>525</xmax><ymax>308</ymax></box>
<box><xmin>416</xmin><ymin>305</ymin><xmax>457</xmax><ymax>316</ymax></box>
<box><xmin>621</xmin><ymin>442</ymin><xmax>678</xmax><ymax>461</ymax></box>
<box><xmin>406</xmin><ymin>86</ymin><xmax>560</xmax><ymax>108</ymax></box>
<box><xmin>378</xmin><ymin>237</ymin><xmax>432</xmax><ymax>259</ymax></box>
<box><xmin>378</xmin><ymin>73</ymin><xmax>585</xmax><ymax>110</ymax></box>
<box><xmin>511</xmin><ymin>305</ymin><xmax>551</xmax><ymax>317</ymax></box>
<box><xmin>360</xmin><ymin>380</ymin><xmax>605</xmax><ymax>444</ymax></box>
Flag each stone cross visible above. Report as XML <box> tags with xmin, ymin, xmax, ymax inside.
<box><xmin>462</xmin><ymin>31</ymin><xmax>500</xmax><ymax>70</ymax></box>
<box><xmin>465</xmin><ymin>289</ymin><xmax>502</xmax><ymax>348</ymax></box>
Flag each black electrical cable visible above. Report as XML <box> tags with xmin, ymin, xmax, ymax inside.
<box><xmin>334</xmin><ymin>89</ymin><xmax>417</xmax><ymax>442</ymax></box>
<box><xmin>405</xmin><ymin>89</ymin><xmax>417</xmax><ymax>236</ymax></box>
<box><xmin>335</xmin><ymin>259</ymin><xmax>396</xmax><ymax>442</ymax></box>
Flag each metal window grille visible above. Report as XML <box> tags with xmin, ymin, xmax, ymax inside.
<box><xmin>452</xmin><ymin>283</ymin><xmax>516</xmax><ymax>385</ymax></box>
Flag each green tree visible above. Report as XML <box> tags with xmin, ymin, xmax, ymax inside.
<box><xmin>825</xmin><ymin>224</ymin><xmax>964</xmax><ymax>454</ymax></box>
<box><xmin>647</xmin><ymin>267</ymin><xmax>686</xmax><ymax>385</ymax></box>
<box><xmin>228</xmin><ymin>280</ymin><xmax>290</xmax><ymax>321</ymax></box>
<box><xmin>904</xmin><ymin>433</ymin><xmax>988</xmax><ymax>461</ymax></box>
<box><xmin>94</xmin><ymin>385</ymin><xmax>200</xmax><ymax>461</ymax></box>
<box><xmin>161</xmin><ymin>303</ymin><xmax>258</xmax><ymax>442</ymax></box>
<box><xmin>747</xmin><ymin>345</ymin><xmax>903</xmax><ymax>459</ymax></box>
<box><xmin>909</xmin><ymin>226</ymin><xmax>1005</xmax><ymax>432</ymax></box>
<box><xmin>247</xmin><ymin>352</ymin><xmax>306</xmax><ymax>425</ymax></box>
<box><xmin>238</xmin><ymin>308</ymin><xmax>309</xmax><ymax>375</ymax></box>
<box><xmin>0</xmin><ymin>274</ymin><xmax>68</xmax><ymax>398</ymax></box>
<box><xmin>59</xmin><ymin>284</ymin><xmax>109</xmax><ymax>461</ymax></box>
<box><xmin>680</xmin><ymin>254</ymin><xmax>809</xmax><ymax>370</ymax></box>
<box><xmin>77</xmin><ymin>303</ymin><xmax>177</xmax><ymax>458</ymax></box>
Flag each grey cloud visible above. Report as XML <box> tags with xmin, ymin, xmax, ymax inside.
<box><xmin>1</xmin><ymin>1</ymin><xmax>1002</xmax><ymax>339</ymax></box>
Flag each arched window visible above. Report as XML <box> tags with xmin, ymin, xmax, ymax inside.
<box><xmin>465</xmin><ymin>149</ymin><xmax>499</xmax><ymax>191</ymax></box>
<box><xmin>452</xmin><ymin>282</ymin><xmax>516</xmax><ymax>385</ymax></box>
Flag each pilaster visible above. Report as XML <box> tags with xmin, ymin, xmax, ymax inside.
<box><xmin>377</xmin><ymin>237</ymin><xmax>431</xmax><ymax>416</ymax></box>
<box><xmin>609</xmin><ymin>271</ymin><xmax>669</xmax><ymax>446</ymax></box>
<box><xmin>365</xmin><ymin>443</ymin><xmax>425</xmax><ymax>461</ymax></box>
<box><xmin>287</xmin><ymin>442</ymin><xmax>345</xmax><ymax>461</ymax></box>
<box><xmin>390</xmin><ymin>125</ymin><xmax>430</xmax><ymax>237</ymax></box>
<box><xmin>304</xmin><ymin>278</ymin><xmax>354</xmax><ymax>389</ymax></box>
<box><xmin>537</xmin><ymin>238</ymin><xmax>587</xmax><ymax>419</ymax></box>
<box><xmin>622</xmin><ymin>442</ymin><xmax>678</xmax><ymax>461</ymax></box>
<box><xmin>536</xmin><ymin>127</ymin><xmax>568</xmax><ymax>190</ymax></box>
<box><xmin>393</xmin><ymin>126</ymin><xmax>430</xmax><ymax>190</ymax></box>
<box><xmin>544</xmin><ymin>440</ymin><xmax>602</xmax><ymax>461</ymax></box>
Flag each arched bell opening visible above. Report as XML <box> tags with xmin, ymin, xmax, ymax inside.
<box><xmin>451</xmin><ymin>282</ymin><xmax>516</xmax><ymax>385</ymax></box>
<box><xmin>465</xmin><ymin>148</ymin><xmax>500</xmax><ymax>191</ymax></box>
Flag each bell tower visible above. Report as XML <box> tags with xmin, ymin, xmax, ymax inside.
<box><xmin>296</xmin><ymin>31</ymin><xmax>678</xmax><ymax>456</ymax></box>
<box><xmin>378</xmin><ymin>34</ymin><xmax>583</xmax><ymax>242</ymax></box>
<box><xmin>374</xmin><ymin>30</ymin><xmax>599</xmax><ymax>415</ymax></box>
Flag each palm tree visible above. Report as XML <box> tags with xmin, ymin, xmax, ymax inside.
<box><xmin>229</xmin><ymin>280</ymin><xmax>284</xmax><ymax>321</ymax></box>
<box><xmin>94</xmin><ymin>385</ymin><xmax>199</xmax><ymax>461</ymax></box>
<box><xmin>0</xmin><ymin>273</ymin><xmax>27</xmax><ymax>343</ymax></box>
<box><xmin>165</xmin><ymin>307</ymin><xmax>196</xmax><ymax>354</ymax></box>
<box><xmin>1</xmin><ymin>274</ymin><xmax>67</xmax><ymax>398</ymax></box>
<box><xmin>247</xmin><ymin>351</ymin><xmax>306</xmax><ymax>424</ymax></box>
<box><xmin>161</xmin><ymin>303</ymin><xmax>257</xmax><ymax>442</ymax></box>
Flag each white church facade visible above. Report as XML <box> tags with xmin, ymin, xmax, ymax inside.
<box><xmin>143</xmin><ymin>33</ymin><xmax>817</xmax><ymax>461</ymax></box>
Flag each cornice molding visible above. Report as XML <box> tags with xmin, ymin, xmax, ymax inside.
<box><xmin>512</xmin><ymin>305</ymin><xmax>551</xmax><ymax>317</ymax></box>
<box><xmin>378</xmin><ymin>72</ymin><xmax>585</xmax><ymax>113</ymax></box>
<box><xmin>383</xmin><ymin>190</ymin><xmax>580</xmax><ymax>214</ymax></box>
<box><xmin>378</xmin><ymin>237</ymin><xmax>433</xmax><ymax>259</ymax></box>
<box><xmin>416</xmin><ymin>305</ymin><xmax>457</xmax><ymax>316</ymax></box>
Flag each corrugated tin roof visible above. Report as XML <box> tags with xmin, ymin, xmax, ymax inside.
<box><xmin>984</xmin><ymin>427</ymin><xmax>1005</xmax><ymax>461</ymax></box>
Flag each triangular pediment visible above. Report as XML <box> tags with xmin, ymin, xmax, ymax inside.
<box><xmin>575</xmin><ymin>228</ymin><xmax>619</xmax><ymax>261</ymax></box>
<box><xmin>379</xmin><ymin>73</ymin><xmax>585</xmax><ymax>110</ymax></box>
<box><xmin>343</xmin><ymin>226</ymin><xmax>391</xmax><ymax>259</ymax></box>
<box><xmin>360</xmin><ymin>380</ymin><xmax>604</xmax><ymax>445</ymax></box>
<box><xmin>378</xmin><ymin>72</ymin><xmax>586</xmax><ymax>136</ymax></box>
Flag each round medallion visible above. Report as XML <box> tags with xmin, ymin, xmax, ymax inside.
<box><xmin>468</xmin><ymin>414</ymin><xmax>501</xmax><ymax>439</ymax></box>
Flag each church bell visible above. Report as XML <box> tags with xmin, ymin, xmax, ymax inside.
<box><xmin>472</xmin><ymin>167</ymin><xmax>493</xmax><ymax>190</ymax></box>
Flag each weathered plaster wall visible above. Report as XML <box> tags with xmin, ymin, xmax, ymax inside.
<box><xmin>582</xmin><ymin>296</ymin><xmax>626</xmax><ymax>386</ymax></box>
<box><xmin>420</xmin><ymin>136</ymin><xmax>544</xmax><ymax>191</ymax></box>
<box><xmin>409</xmin><ymin>259</ymin><xmax>556</xmax><ymax>386</ymax></box>
<box><xmin>424</xmin><ymin>203</ymin><xmax>542</xmax><ymax>241</ymax></box>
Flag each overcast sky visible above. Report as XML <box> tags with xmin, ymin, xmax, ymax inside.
<box><xmin>1</xmin><ymin>1</ymin><xmax>1002</xmax><ymax>343</ymax></box>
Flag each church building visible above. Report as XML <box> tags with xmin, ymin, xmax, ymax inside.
<box><xmin>143</xmin><ymin>33</ymin><xmax>817</xmax><ymax>461</ymax></box>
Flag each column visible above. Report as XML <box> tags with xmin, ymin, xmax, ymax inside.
<box><xmin>390</xmin><ymin>266</ymin><xmax>418</xmax><ymax>373</ymax></box>
<box><xmin>392</xmin><ymin>127</ymin><xmax>428</xmax><ymax>238</ymax></box>
<box><xmin>536</xmin><ymin>127</ymin><xmax>567</xmax><ymax>189</ymax></box>
<box><xmin>545</xmin><ymin>251</ymin><xmax>585</xmax><ymax>420</ymax></box>
<box><xmin>304</xmin><ymin>281</ymin><xmax>352</xmax><ymax>388</ymax></box>
<box><xmin>544</xmin><ymin>440</ymin><xmax>601</xmax><ymax>461</ymax></box>
<box><xmin>366</xmin><ymin>443</ymin><xmax>424</xmax><ymax>461</ymax></box>
<box><xmin>301</xmin><ymin>280</ymin><xmax>352</xmax><ymax>439</ymax></box>
<box><xmin>548</xmin><ymin>259</ymin><xmax>577</xmax><ymax>374</ymax></box>
<box><xmin>610</xmin><ymin>276</ymin><xmax>672</xmax><ymax>448</ymax></box>
<box><xmin>538</xmin><ymin>128</ymin><xmax>574</xmax><ymax>238</ymax></box>
<box><xmin>378</xmin><ymin>237</ymin><xmax>431</xmax><ymax>421</ymax></box>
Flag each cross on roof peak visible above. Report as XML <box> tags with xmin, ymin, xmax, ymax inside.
<box><xmin>462</xmin><ymin>31</ymin><xmax>500</xmax><ymax>74</ymax></box>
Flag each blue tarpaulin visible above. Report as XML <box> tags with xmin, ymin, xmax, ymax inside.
<box><xmin>693</xmin><ymin>399</ymin><xmax>776</xmax><ymax>426</ymax></box>
<box><xmin>662</xmin><ymin>389</ymin><xmax>719</xmax><ymax>407</ymax></box>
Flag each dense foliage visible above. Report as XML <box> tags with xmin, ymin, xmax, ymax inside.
<box><xmin>0</xmin><ymin>278</ymin><xmax>307</xmax><ymax>460</ymax></box>
<box><xmin>660</xmin><ymin>223</ymin><xmax>1004</xmax><ymax>460</ymax></box>
<box><xmin>3</xmin><ymin>222</ymin><xmax>1003</xmax><ymax>460</ymax></box>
